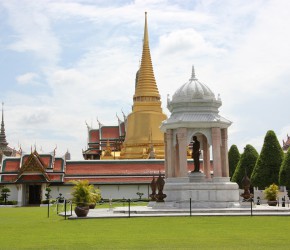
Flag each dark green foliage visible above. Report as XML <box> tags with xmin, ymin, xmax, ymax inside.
<box><xmin>1</xmin><ymin>187</ymin><xmax>11</xmax><ymax>204</ymax></box>
<box><xmin>251</xmin><ymin>130</ymin><xmax>284</xmax><ymax>189</ymax></box>
<box><xmin>0</xmin><ymin>200</ymin><xmax>17</xmax><ymax>205</ymax></box>
<box><xmin>231</xmin><ymin>145</ymin><xmax>258</xmax><ymax>188</ymax></box>
<box><xmin>279</xmin><ymin>147</ymin><xmax>290</xmax><ymax>188</ymax></box>
<box><xmin>228</xmin><ymin>145</ymin><xmax>240</xmax><ymax>179</ymax></box>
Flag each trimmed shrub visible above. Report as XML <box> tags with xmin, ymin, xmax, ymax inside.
<box><xmin>231</xmin><ymin>144</ymin><xmax>259</xmax><ymax>188</ymax></box>
<box><xmin>228</xmin><ymin>145</ymin><xmax>241</xmax><ymax>179</ymax></box>
<box><xmin>0</xmin><ymin>200</ymin><xmax>17</xmax><ymax>205</ymax></box>
<box><xmin>251</xmin><ymin>130</ymin><xmax>284</xmax><ymax>189</ymax></box>
<box><xmin>279</xmin><ymin>147</ymin><xmax>290</xmax><ymax>188</ymax></box>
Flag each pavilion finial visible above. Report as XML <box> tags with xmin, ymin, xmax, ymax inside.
<box><xmin>190</xmin><ymin>65</ymin><xmax>197</xmax><ymax>80</ymax></box>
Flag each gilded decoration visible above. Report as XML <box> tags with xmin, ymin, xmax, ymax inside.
<box><xmin>15</xmin><ymin>151</ymin><xmax>50</xmax><ymax>182</ymax></box>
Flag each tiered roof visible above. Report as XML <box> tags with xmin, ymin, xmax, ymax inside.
<box><xmin>83</xmin><ymin>118</ymin><xmax>126</xmax><ymax>160</ymax></box>
<box><xmin>0</xmin><ymin>151</ymin><xmax>65</xmax><ymax>184</ymax></box>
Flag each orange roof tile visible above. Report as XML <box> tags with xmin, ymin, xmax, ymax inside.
<box><xmin>89</xmin><ymin>130</ymin><xmax>100</xmax><ymax>143</ymax></box>
<box><xmin>100</xmin><ymin>126</ymin><xmax>119</xmax><ymax>139</ymax></box>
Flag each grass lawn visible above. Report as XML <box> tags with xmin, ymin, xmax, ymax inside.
<box><xmin>0</xmin><ymin>206</ymin><xmax>290</xmax><ymax>250</ymax></box>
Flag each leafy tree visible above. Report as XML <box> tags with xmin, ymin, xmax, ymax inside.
<box><xmin>279</xmin><ymin>147</ymin><xmax>290</xmax><ymax>188</ymax></box>
<box><xmin>231</xmin><ymin>145</ymin><xmax>258</xmax><ymax>188</ymax></box>
<box><xmin>228</xmin><ymin>145</ymin><xmax>240</xmax><ymax>179</ymax></box>
<box><xmin>251</xmin><ymin>130</ymin><xmax>284</xmax><ymax>189</ymax></box>
<box><xmin>1</xmin><ymin>187</ymin><xmax>11</xmax><ymax>204</ymax></box>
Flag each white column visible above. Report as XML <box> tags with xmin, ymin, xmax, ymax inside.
<box><xmin>202</xmin><ymin>135</ymin><xmax>211</xmax><ymax>179</ymax></box>
<box><xmin>16</xmin><ymin>184</ymin><xmax>23</xmax><ymax>206</ymax></box>
<box><xmin>176</xmin><ymin>128</ymin><xmax>188</xmax><ymax>177</ymax></box>
<box><xmin>212</xmin><ymin>127</ymin><xmax>222</xmax><ymax>177</ymax></box>
<box><xmin>165</xmin><ymin>129</ymin><xmax>174</xmax><ymax>178</ymax></box>
<box><xmin>221</xmin><ymin>128</ymin><xmax>229</xmax><ymax>177</ymax></box>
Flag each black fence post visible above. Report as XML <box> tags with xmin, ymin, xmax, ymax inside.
<box><xmin>57</xmin><ymin>202</ymin><xmax>59</xmax><ymax>214</ymax></box>
<box><xmin>47</xmin><ymin>199</ymin><xmax>50</xmax><ymax>218</ymax></box>
<box><xmin>190</xmin><ymin>198</ymin><xmax>192</xmax><ymax>217</ymax></box>
<box><xmin>70</xmin><ymin>201</ymin><xmax>73</xmax><ymax>216</ymax></box>
<box><xmin>250</xmin><ymin>197</ymin><xmax>253</xmax><ymax>217</ymax></box>
<box><xmin>64</xmin><ymin>199</ymin><xmax>67</xmax><ymax>220</ymax></box>
<box><xmin>128</xmin><ymin>199</ymin><xmax>131</xmax><ymax>218</ymax></box>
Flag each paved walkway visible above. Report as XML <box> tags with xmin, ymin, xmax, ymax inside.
<box><xmin>62</xmin><ymin>204</ymin><xmax>290</xmax><ymax>219</ymax></box>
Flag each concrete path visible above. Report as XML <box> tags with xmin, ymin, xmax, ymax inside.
<box><xmin>61</xmin><ymin>204</ymin><xmax>290</xmax><ymax>219</ymax></box>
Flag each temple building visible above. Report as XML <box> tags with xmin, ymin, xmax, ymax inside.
<box><xmin>83</xmin><ymin>12</ymin><xmax>167</xmax><ymax>160</ymax></box>
<box><xmin>119</xmin><ymin>12</ymin><xmax>167</xmax><ymax>159</ymax></box>
<box><xmin>0</xmin><ymin>14</ymin><xmax>213</xmax><ymax>206</ymax></box>
<box><xmin>82</xmin><ymin>117</ymin><xmax>126</xmax><ymax>160</ymax></box>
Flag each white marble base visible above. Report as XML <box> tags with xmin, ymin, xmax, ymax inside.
<box><xmin>163</xmin><ymin>177</ymin><xmax>240</xmax><ymax>208</ymax></box>
<box><xmin>240</xmin><ymin>201</ymin><xmax>255</xmax><ymax>208</ymax></box>
<box><xmin>189</xmin><ymin>171</ymin><xmax>206</xmax><ymax>182</ymax></box>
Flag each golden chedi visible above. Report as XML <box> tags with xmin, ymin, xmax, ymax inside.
<box><xmin>120</xmin><ymin>13</ymin><xmax>167</xmax><ymax>159</ymax></box>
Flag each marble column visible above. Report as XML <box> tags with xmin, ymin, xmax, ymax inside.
<box><xmin>202</xmin><ymin>135</ymin><xmax>211</xmax><ymax>179</ymax></box>
<box><xmin>221</xmin><ymin>128</ymin><xmax>229</xmax><ymax>177</ymax></box>
<box><xmin>165</xmin><ymin>129</ymin><xmax>174</xmax><ymax>178</ymax></box>
<box><xmin>176</xmin><ymin>128</ymin><xmax>188</xmax><ymax>177</ymax></box>
<box><xmin>212</xmin><ymin>127</ymin><xmax>222</xmax><ymax>177</ymax></box>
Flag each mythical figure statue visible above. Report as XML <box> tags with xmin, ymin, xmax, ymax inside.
<box><xmin>149</xmin><ymin>176</ymin><xmax>157</xmax><ymax>201</ymax></box>
<box><xmin>155</xmin><ymin>172</ymin><xmax>166</xmax><ymax>202</ymax></box>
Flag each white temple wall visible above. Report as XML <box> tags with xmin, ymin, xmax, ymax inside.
<box><xmin>1</xmin><ymin>184</ymin><xmax>150</xmax><ymax>205</ymax></box>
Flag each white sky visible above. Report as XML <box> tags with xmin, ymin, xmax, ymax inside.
<box><xmin>0</xmin><ymin>0</ymin><xmax>289</xmax><ymax>159</ymax></box>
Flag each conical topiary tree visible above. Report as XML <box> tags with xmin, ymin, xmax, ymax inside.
<box><xmin>279</xmin><ymin>147</ymin><xmax>290</xmax><ymax>188</ymax></box>
<box><xmin>231</xmin><ymin>144</ymin><xmax>259</xmax><ymax>188</ymax></box>
<box><xmin>251</xmin><ymin>130</ymin><xmax>284</xmax><ymax>189</ymax></box>
<box><xmin>228</xmin><ymin>144</ymin><xmax>240</xmax><ymax>180</ymax></box>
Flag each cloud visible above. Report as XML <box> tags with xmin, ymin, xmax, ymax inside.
<box><xmin>2</xmin><ymin>0</ymin><xmax>290</xmax><ymax>160</ymax></box>
<box><xmin>2</xmin><ymin>0</ymin><xmax>61</xmax><ymax>64</ymax></box>
<box><xmin>16</xmin><ymin>72</ymin><xmax>40</xmax><ymax>86</ymax></box>
<box><xmin>157</xmin><ymin>29</ymin><xmax>225</xmax><ymax>58</ymax></box>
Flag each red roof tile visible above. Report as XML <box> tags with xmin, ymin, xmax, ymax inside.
<box><xmin>2</xmin><ymin>159</ymin><xmax>20</xmax><ymax>172</ymax></box>
<box><xmin>89</xmin><ymin>130</ymin><xmax>99</xmax><ymax>143</ymax></box>
<box><xmin>53</xmin><ymin>158</ymin><xmax>64</xmax><ymax>172</ymax></box>
<box><xmin>66</xmin><ymin>161</ymin><xmax>164</xmax><ymax>175</ymax></box>
<box><xmin>100</xmin><ymin>126</ymin><xmax>119</xmax><ymax>139</ymax></box>
<box><xmin>64</xmin><ymin>177</ymin><xmax>152</xmax><ymax>184</ymax></box>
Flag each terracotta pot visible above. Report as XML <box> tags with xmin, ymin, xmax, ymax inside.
<box><xmin>267</xmin><ymin>200</ymin><xmax>278</xmax><ymax>206</ymax></box>
<box><xmin>74</xmin><ymin>206</ymin><xmax>89</xmax><ymax>217</ymax></box>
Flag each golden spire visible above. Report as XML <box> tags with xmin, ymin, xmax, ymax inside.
<box><xmin>133</xmin><ymin>12</ymin><xmax>160</xmax><ymax>101</ymax></box>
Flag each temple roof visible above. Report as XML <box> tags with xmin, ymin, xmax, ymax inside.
<box><xmin>0</xmin><ymin>151</ymin><xmax>65</xmax><ymax>184</ymax></box>
<box><xmin>162</xmin><ymin>66</ymin><xmax>231</xmax><ymax>130</ymax></box>
<box><xmin>171</xmin><ymin>66</ymin><xmax>216</xmax><ymax>103</ymax></box>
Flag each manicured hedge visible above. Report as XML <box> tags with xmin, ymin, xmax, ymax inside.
<box><xmin>231</xmin><ymin>144</ymin><xmax>258</xmax><ymax>188</ymax></box>
<box><xmin>251</xmin><ymin>130</ymin><xmax>284</xmax><ymax>189</ymax></box>
<box><xmin>279</xmin><ymin>147</ymin><xmax>290</xmax><ymax>188</ymax></box>
<box><xmin>228</xmin><ymin>144</ymin><xmax>240</xmax><ymax>179</ymax></box>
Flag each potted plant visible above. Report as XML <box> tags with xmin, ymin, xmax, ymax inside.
<box><xmin>88</xmin><ymin>188</ymin><xmax>101</xmax><ymax>209</ymax></box>
<box><xmin>71</xmin><ymin>180</ymin><xmax>96</xmax><ymax>217</ymax></box>
<box><xmin>264</xmin><ymin>183</ymin><xmax>279</xmax><ymax>206</ymax></box>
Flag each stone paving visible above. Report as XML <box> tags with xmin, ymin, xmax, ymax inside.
<box><xmin>62</xmin><ymin>204</ymin><xmax>290</xmax><ymax>219</ymax></box>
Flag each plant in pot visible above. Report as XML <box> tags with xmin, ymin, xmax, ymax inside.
<box><xmin>264</xmin><ymin>183</ymin><xmax>279</xmax><ymax>206</ymax></box>
<box><xmin>71</xmin><ymin>180</ymin><xmax>93</xmax><ymax>217</ymax></box>
<box><xmin>88</xmin><ymin>188</ymin><xmax>101</xmax><ymax>209</ymax></box>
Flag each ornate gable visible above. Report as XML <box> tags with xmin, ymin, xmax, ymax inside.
<box><xmin>15</xmin><ymin>151</ymin><xmax>50</xmax><ymax>182</ymax></box>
